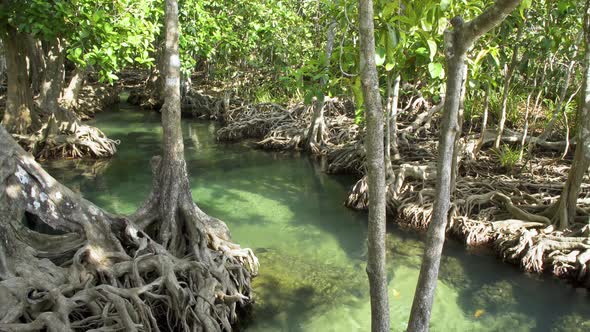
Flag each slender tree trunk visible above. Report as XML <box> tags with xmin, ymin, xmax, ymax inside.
<box><xmin>540</xmin><ymin>39</ymin><xmax>580</xmax><ymax>142</ymax></box>
<box><xmin>451</xmin><ymin>68</ymin><xmax>468</xmax><ymax>191</ymax></box>
<box><xmin>385</xmin><ymin>74</ymin><xmax>392</xmax><ymax>164</ymax></box>
<box><xmin>1</xmin><ymin>24</ymin><xmax>34</xmax><ymax>135</ymax></box>
<box><xmin>38</xmin><ymin>38</ymin><xmax>65</xmax><ymax>115</ymax></box>
<box><xmin>494</xmin><ymin>29</ymin><xmax>521</xmax><ymax>149</ymax></box>
<box><xmin>307</xmin><ymin>21</ymin><xmax>337</xmax><ymax>151</ymax></box>
<box><xmin>388</xmin><ymin>74</ymin><xmax>401</xmax><ymax>161</ymax></box>
<box><xmin>407</xmin><ymin>2</ymin><xmax>521</xmax><ymax>331</ymax></box>
<box><xmin>554</xmin><ymin>0</ymin><xmax>590</xmax><ymax>230</ymax></box>
<box><xmin>475</xmin><ymin>84</ymin><xmax>491</xmax><ymax>154</ymax></box>
<box><xmin>359</xmin><ymin>1</ymin><xmax>389</xmax><ymax>331</ymax></box>
<box><xmin>519</xmin><ymin>88</ymin><xmax>534</xmax><ymax>161</ymax></box>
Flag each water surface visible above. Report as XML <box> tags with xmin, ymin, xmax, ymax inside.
<box><xmin>43</xmin><ymin>103</ymin><xmax>590</xmax><ymax>332</ymax></box>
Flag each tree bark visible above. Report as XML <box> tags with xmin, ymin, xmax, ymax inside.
<box><xmin>475</xmin><ymin>83</ymin><xmax>491</xmax><ymax>154</ymax></box>
<box><xmin>307</xmin><ymin>21</ymin><xmax>337</xmax><ymax>152</ymax></box>
<box><xmin>386</xmin><ymin>74</ymin><xmax>401</xmax><ymax>161</ymax></box>
<box><xmin>0</xmin><ymin>38</ymin><xmax>6</xmax><ymax>87</ymax></box>
<box><xmin>494</xmin><ymin>28</ymin><xmax>521</xmax><ymax>149</ymax></box>
<box><xmin>359</xmin><ymin>0</ymin><xmax>389</xmax><ymax>331</ymax></box>
<box><xmin>38</xmin><ymin>38</ymin><xmax>65</xmax><ymax>115</ymax></box>
<box><xmin>61</xmin><ymin>66</ymin><xmax>86</xmax><ymax>108</ymax></box>
<box><xmin>554</xmin><ymin>0</ymin><xmax>590</xmax><ymax>230</ymax></box>
<box><xmin>407</xmin><ymin>1</ymin><xmax>521</xmax><ymax>331</ymax></box>
<box><xmin>1</xmin><ymin>24</ymin><xmax>34</xmax><ymax>135</ymax></box>
<box><xmin>26</xmin><ymin>37</ymin><xmax>45</xmax><ymax>95</ymax></box>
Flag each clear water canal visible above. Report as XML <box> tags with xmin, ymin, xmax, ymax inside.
<box><xmin>42</xmin><ymin>102</ymin><xmax>590</xmax><ymax>332</ymax></box>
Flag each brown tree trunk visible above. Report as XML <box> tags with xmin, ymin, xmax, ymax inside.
<box><xmin>1</xmin><ymin>24</ymin><xmax>34</xmax><ymax>135</ymax></box>
<box><xmin>554</xmin><ymin>0</ymin><xmax>590</xmax><ymax>230</ymax></box>
<box><xmin>407</xmin><ymin>2</ymin><xmax>521</xmax><ymax>331</ymax></box>
<box><xmin>359</xmin><ymin>0</ymin><xmax>389</xmax><ymax>331</ymax></box>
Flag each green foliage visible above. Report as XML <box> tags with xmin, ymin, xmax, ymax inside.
<box><xmin>2</xmin><ymin>0</ymin><xmax>162</xmax><ymax>83</ymax></box>
<box><xmin>492</xmin><ymin>145</ymin><xmax>521</xmax><ymax>171</ymax></box>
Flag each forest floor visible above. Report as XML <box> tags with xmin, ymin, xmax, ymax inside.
<box><xmin>128</xmin><ymin>79</ymin><xmax>590</xmax><ymax>290</ymax></box>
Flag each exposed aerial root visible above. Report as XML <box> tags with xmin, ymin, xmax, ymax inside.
<box><xmin>217</xmin><ymin>96</ymin><xmax>357</xmax><ymax>154</ymax></box>
<box><xmin>213</xmin><ymin>86</ymin><xmax>590</xmax><ymax>287</ymax></box>
<box><xmin>13</xmin><ymin>111</ymin><xmax>118</xmax><ymax>160</ymax></box>
<box><xmin>326</xmin><ymin>141</ymin><xmax>365</xmax><ymax>175</ymax></box>
<box><xmin>0</xmin><ymin>126</ymin><xmax>256</xmax><ymax>331</ymax></box>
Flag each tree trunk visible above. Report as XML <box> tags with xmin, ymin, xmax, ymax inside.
<box><xmin>539</xmin><ymin>38</ymin><xmax>580</xmax><ymax>142</ymax></box>
<box><xmin>359</xmin><ymin>0</ymin><xmax>389</xmax><ymax>331</ymax></box>
<box><xmin>494</xmin><ymin>29</ymin><xmax>521</xmax><ymax>149</ymax></box>
<box><xmin>554</xmin><ymin>0</ymin><xmax>590</xmax><ymax>230</ymax></box>
<box><xmin>0</xmin><ymin>38</ymin><xmax>6</xmax><ymax>87</ymax></box>
<box><xmin>26</xmin><ymin>37</ymin><xmax>45</xmax><ymax>95</ymax></box>
<box><xmin>475</xmin><ymin>83</ymin><xmax>491</xmax><ymax>154</ymax></box>
<box><xmin>130</xmin><ymin>0</ymin><xmax>259</xmax><ymax>318</ymax></box>
<box><xmin>407</xmin><ymin>2</ymin><xmax>521</xmax><ymax>331</ymax></box>
<box><xmin>0</xmin><ymin>3</ymin><xmax>256</xmax><ymax>330</ymax></box>
<box><xmin>61</xmin><ymin>66</ymin><xmax>87</xmax><ymax>108</ymax></box>
<box><xmin>307</xmin><ymin>21</ymin><xmax>337</xmax><ymax>152</ymax></box>
<box><xmin>387</xmin><ymin>74</ymin><xmax>401</xmax><ymax>161</ymax></box>
<box><xmin>451</xmin><ymin>68</ymin><xmax>468</xmax><ymax>191</ymax></box>
<box><xmin>1</xmin><ymin>24</ymin><xmax>34</xmax><ymax>135</ymax></box>
<box><xmin>38</xmin><ymin>38</ymin><xmax>65</xmax><ymax>115</ymax></box>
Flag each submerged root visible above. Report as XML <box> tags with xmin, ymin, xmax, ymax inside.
<box><xmin>0</xmin><ymin>127</ymin><xmax>256</xmax><ymax>331</ymax></box>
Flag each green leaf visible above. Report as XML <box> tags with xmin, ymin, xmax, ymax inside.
<box><xmin>428</xmin><ymin>62</ymin><xmax>444</xmax><ymax>79</ymax></box>
<box><xmin>386</xmin><ymin>25</ymin><xmax>398</xmax><ymax>65</ymax></box>
<box><xmin>440</xmin><ymin>0</ymin><xmax>451</xmax><ymax>11</ymax></box>
<box><xmin>73</xmin><ymin>47</ymin><xmax>82</xmax><ymax>58</ymax></box>
<box><xmin>416</xmin><ymin>47</ymin><xmax>429</xmax><ymax>58</ymax></box>
<box><xmin>427</xmin><ymin>39</ymin><xmax>437</xmax><ymax>61</ymax></box>
<box><xmin>519</xmin><ymin>0</ymin><xmax>532</xmax><ymax>16</ymax></box>
<box><xmin>385</xmin><ymin>63</ymin><xmax>395</xmax><ymax>72</ymax></box>
<box><xmin>375</xmin><ymin>46</ymin><xmax>386</xmax><ymax>66</ymax></box>
<box><xmin>352</xmin><ymin>77</ymin><xmax>364</xmax><ymax>108</ymax></box>
<box><xmin>383</xmin><ymin>2</ymin><xmax>399</xmax><ymax>19</ymax></box>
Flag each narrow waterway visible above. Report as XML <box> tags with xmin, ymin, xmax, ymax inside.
<box><xmin>43</xmin><ymin>102</ymin><xmax>590</xmax><ymax>332</ymax></box>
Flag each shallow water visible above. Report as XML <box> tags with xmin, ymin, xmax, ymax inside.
<box><xmin>43</xmin><ymin>103</ymin><xmax>590</xmax><ymax>332</ymax></box>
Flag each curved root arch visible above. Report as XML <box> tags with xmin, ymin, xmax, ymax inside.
<box><xmin>0</xmin><ymin>128</ymin><xmax>257</xmax><ymax>331</ymax></box>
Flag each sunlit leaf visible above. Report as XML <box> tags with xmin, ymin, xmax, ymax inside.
<box><xmin>428</xmin><ymin>62</ymin><xmax>444</xmax><ymax>79</ymax></box>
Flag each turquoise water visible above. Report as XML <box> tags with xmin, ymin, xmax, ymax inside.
<box><xmin>43</xmin><ymin>103</ymin><xmax>590</xmax><ymax>332</ymax></box>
